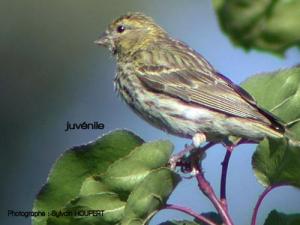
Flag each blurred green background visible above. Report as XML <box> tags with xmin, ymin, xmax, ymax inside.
<box><xmin>1</xmin><ymin>0</ymin><xmax>299</xmax><ymax>225</ymax></box>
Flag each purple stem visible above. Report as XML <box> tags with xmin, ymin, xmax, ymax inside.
<box><xmin>202</xmin><ymin>142</ymin><xmax>217</xmax><ymax>152</ymax></box>
<box><xmin>220</xmin><ymin>146</ymin><xmax>233</xmax><ymax>208</ymax></box>
<box><xmin>219</xmin><ymin>139</ymin><xmax>256</xmax><ymax>207</ymax></box>
<box><xmin>195</xmin><ymin>163</ymin><xmax>234</xmax><ymax>225</ymax></box>
<box><xmin>164</xmin><ymin>204</ymin><xmax>218</xmax><ymax>225</ymax></box>
<box><xmin>251</xmin><ymin>183</ymin><xmax>288</xmax><ymax>225</ymax></box>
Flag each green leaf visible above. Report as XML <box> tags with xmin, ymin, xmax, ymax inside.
<box><xmin>121</xmin><ymin>168</ymin><xmax>181</xmax><ymax>225</ymax></box>
<box><xmin>241</xmin><ymin>68</ymin><xmax>300</xmax><ymax>187</ymax></box>
<box><xmin>200</xmin><ymin>212</ymin><xmax>222</xmax><ymax>225</ymax></box>
<box><xmin>158</xmin><ymin>221</ymin><xmax>199</xmax><ymax>225</ymax></box>
<box><xmin>103</xmin><ymin>140</ymin><xmax>174</xmax><ymax>195</ymax></box>
<box><xmin>158</xmin><ymin>213</ymin><xmax>222</xmax><ymax>225</ymax></box>
<box><xmin>242</xmin><ymin>67</ymin><xmax>300</xmax><ymax>142</ymax></box>
<box><xmin>33</xmin><ymin>130</ymin><xmax>178</xmax><ymax>225</ymax></box>
<box><xmin>46</xmin><ymin>193</ymin><xmax>125</xmax><ymax>225</ymax></box>
<box><xmin>79</xmin><ymin>176</ymin><xmax>110</xmax><ymax>196</ymax></box>
<box><xmin>253</xmin><ymin>138</ymin><xmax>300</xmax><ymax>187</ymax></box>
<box><xmin>212</xmin><ymin>0</ymin><xmax>300</xmax><ymax>55</ymax></box>
<box><xmin>264</xmin><ymin>210</ymin><xmax>300</xmax><ymax>225</ymax></box>
<box><xmin>33</xmin><ymin>130</ymin><xmax>144</xmax><ymax>225</ymax></box>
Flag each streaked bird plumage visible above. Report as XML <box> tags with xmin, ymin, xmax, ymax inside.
<box><xmin>95</xmin><ymin>12</ymin><xmax>286</xmax><ymax>146</ymax></box>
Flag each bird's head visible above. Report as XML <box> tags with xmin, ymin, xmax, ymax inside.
<box><xmin>95</xmin><ymin>12</ymin><xmax>167</xmax><ymax>56</ymax></box>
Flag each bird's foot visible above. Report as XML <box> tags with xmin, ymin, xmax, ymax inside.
<box><xmin>169</xmin><ymin>144</ymin><xmax>195</xmax><ymax>171</ymax></box>
<box><xmin>169</xmin><ymin>141</ymin><xmax>210</xmax><ymax>176</ymax></box>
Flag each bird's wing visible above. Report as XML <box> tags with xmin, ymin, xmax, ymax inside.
<box><xmin>136</xmin><ymin>64</ymin><xmax>273</xmax><ymax>125</ymax></box>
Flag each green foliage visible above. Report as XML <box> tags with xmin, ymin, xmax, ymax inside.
<box><xmin>212</xmin><ymin>0</ymin><xmax>300</xmax><ymax>55</ymax></box>
<box><xmin>253</xmin><ymin>138</ymin><xmax>300</xmax><ymax>187</ymax></box>
<box><xmin>241</xmin><ymin>67</ymin><xmax>300</xmax><ymax>188</ymax></box>
<box><xmin>121</xmin><ymin>169</ymin><xmax>181</xmax><ymax>225</ymax></box>
<box><xmin>102</xmin><ymin>141</ymin><xmax>175</xmax><ymax>195</ymax></box>
<box><xmin>157</xmin><ymin>212</ymin><xmax>222</xmax><ymax>225</ymax></box>
<box><xmin>32</xmin><ymin>130</ymin><xmax>180</xmax><ymax>225</ymax></box>
<box><xmin>264</xmin><ymin>210</ymin><xmax>300</xmax><ymax>225</ymax></box>
<box><xmin>241</xmin><ymin>67</ymin><xmax>300</xmax><ymax>139</ymax></box>
<box><xmin>158</xmin><ymin>221</ymin><xmax>200</xmax><ymax>225</ymax></box>
<box><xmin>200</xmin><ymin>212</ymin><xmax>222</xmax><ymax>225</ymax></box>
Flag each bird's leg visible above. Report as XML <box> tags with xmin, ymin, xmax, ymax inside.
<box><xmin>169</xmin><ymin>133</ymin><xmax>206</xmax><ymax>170</ymax></box>
<box><xmin>169</xmin><ymin>144</ymin><xmax>195</xmax><ymax>170</ymax></box>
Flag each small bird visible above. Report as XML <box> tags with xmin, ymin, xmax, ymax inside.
<box><xmin>95</xmin><ymin>12</ymin><xmax>287</xmax><ymax>147</ymax></box>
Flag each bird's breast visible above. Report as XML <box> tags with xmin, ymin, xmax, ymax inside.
<box><xmin>114</xmin><ymin>65</ymin><xmax>220</xmax><ymax>138</ymax></box>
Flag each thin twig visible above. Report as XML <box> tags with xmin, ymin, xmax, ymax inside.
<box><xmin>164</xmin><ymin>204</ymin><xmax>218</xmax><ymax>225</ymax></box>
<box><xmin>220</xmin><ymin>146</ymin><xmax>233</xmax><ymax>209</ymax></box>
<box><xmin>202</xmin><ymin>142</ymin><xmax>217</xmax><ymax>152</ymax></box>
<box><xmin>194</xmin><ymin>160</ymin><xmax>234</xmax><ymax>225</ymax></box>
<box><xmin>251</xmin><ymin>183</ymin><xmax>288</xmax><ymax>225</ymax></box>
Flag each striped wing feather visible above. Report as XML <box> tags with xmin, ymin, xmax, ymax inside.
<box><xmin>135</xmin><ymin>47</ymin><xmax>284</xmax><ymax>132</ymax></box>
<box><xmin>132</xmin><ymin>39</ymin><xmax>284</xmax><ymax>132</ymax></box>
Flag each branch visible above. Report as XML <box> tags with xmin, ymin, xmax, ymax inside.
<box><xmin>194</xmin><ymin>158</ymin><xmax>234</xmax><ymax>225</ymax></box>
<box><xmin>251</xmin><ymin>183</ymin><xmax>288</xmax><ymax>225</ymax></box>
<box><xmin>220</xmin><ymin>146</ymin><xmax>233</xmax><ymax>209</ymax></box>
<box><xmin>164</xmin><ymin>204</ymin><xmax>218</xmax><ymax>225</ymax></box>
<box><xmin>201</xmin><ymin>142</ymin><xmax>217</xmax><ymax>152</ymax></box>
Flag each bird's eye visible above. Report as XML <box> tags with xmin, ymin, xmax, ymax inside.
<box><xmin>116</xmin><ymin>25</ymin><xmax>125</xmax><ymax>33</ymax></box>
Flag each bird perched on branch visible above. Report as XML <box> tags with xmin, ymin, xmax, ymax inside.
<box><xmin>95</xmin><ymin>12</ymin><xmax>288</xmax><ymax>147</ymax></box>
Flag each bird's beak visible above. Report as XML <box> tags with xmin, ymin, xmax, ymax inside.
<box><xmin>94</xmin><ymin>32</ymin><xmax>110</xmax><ymax>46</ymax></box>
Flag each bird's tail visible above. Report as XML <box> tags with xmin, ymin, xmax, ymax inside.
<box><xmin>256</xmin><ymin>106</ymin><xmax>300</xmax><ymax>147</ymax></box>
<box><xmin>267</xmin><ymin>124</ymin><xmax>300</xmax><ymax>147</ymax></box>
<box><xmin>254</xmin><ymin>119</ymin><xmax>300</xmax><ymax>147</ymax></box>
